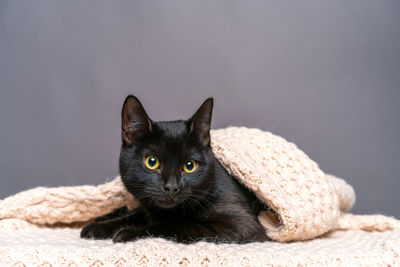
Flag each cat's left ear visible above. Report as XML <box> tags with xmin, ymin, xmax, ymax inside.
<box><xmin>189</xmin><ymin>98</ymin><xmax>213</xmax><ymax>146</ymax></box>
<box><xmin>121</xmin><ymin>95</ymin><xmax>152</xmax><ymax>145</ymax></box>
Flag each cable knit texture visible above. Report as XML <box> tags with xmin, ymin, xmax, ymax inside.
<box><xmin>1</xmin><ymin>127</ymin><xmax>399</xmax><ymax>266</ymax></box>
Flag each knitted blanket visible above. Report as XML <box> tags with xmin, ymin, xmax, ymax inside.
<box><xmin>1</xmin><ymin>127</ymin><xmax>399</xmax><ymax>266</ymax></box>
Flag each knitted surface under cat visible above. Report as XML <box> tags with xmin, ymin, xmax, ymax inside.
<box><xmin>0</xmin><ymin>127</ymin><xmax>399</xmax><ymax>243</ymax></box>
<box><xmin>1</xmin><ymin>218</ymin><xmax>400</xmax><ymax>266</ymax></box>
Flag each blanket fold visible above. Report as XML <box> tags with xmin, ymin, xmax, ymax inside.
<box><xmin>0</xmin><ymin>127</ymin><xmax>399</xmax><ymax>242</ymax></box>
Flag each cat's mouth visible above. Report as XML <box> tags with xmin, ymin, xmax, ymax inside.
<box><xmin>155</xmin><ymin>196</ymin><xmax>183</xmax><ymax>209</ymax></box>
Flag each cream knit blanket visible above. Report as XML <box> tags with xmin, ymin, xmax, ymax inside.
<box><xmin>1</xmin><ymin>127</ymin><xmax>399</xmax><ymax>266</ymax></box>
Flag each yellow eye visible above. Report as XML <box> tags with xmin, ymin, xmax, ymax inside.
<box><xmin>145</xmin><ymin>156</ymin><xmax>160</xmax><ymax>170</ymax></box>
<box><xmin>183</xmin><ymin>160</ymin><xmax>197</xmax><ymax>173</ymax></box>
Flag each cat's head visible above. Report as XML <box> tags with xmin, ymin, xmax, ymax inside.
<box><xmin>119</xmin><ymin>95</ymin><xmax>216</xmax><ymax>210</ymax></box>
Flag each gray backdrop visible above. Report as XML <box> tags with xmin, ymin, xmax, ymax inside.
<box><xmin>1</xmin><ymin>1</ymin><xmax>399</xmax><ymax>218</ymax></box>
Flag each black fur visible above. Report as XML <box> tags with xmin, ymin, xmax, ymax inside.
<box><xmin>81</xmin><ymin>96</ymin><xmax>268</xmax><ymax>244</ymax></box>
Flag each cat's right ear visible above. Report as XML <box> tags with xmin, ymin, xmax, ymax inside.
<box><xmin>189</xmin><ymin>98</ymin><xmax>213</xmax><ymax>146</ymax></box>
<box><xmin>121</xmin><ymin>95</ymin><xmax>152</xmax><ymax>145</ymax></box>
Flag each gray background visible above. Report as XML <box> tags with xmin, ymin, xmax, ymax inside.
<box><xmin>0</xmin><ymin>1</ymin><xmax>399</xmax><ymax>218</ymax></box>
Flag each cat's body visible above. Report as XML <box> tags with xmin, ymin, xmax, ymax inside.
<box><xmin>81</xmin><ymin>96</ymin><xmax>268</xmax><ymax>243</ymax></box>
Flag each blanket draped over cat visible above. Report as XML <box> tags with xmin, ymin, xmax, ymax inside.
<box><xmin>1</xmin><ymin>127</ymin><xmax>399</xmax><ymax>242</ymax></box>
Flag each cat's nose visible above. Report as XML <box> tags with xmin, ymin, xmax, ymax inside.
<box><xmin>163</xmin><ymin>184</ymin><xmax>180</xmax><ymax>195</ymax></box>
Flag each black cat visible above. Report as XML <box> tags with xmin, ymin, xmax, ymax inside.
<box><xmin>80</xmin><ymin>96</ymin><xmax>268</xmax><ymax>244</ymax></box>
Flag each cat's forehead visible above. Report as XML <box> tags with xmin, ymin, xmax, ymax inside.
<box><xmin>154</xmin><ymin>120</ymin><xmax>189</xmax><ymax>139</ymax></box>
<box><xmin>145</xmin><ymin>120</ymin><xmax>197</xmax><ymax>159</ymax></box>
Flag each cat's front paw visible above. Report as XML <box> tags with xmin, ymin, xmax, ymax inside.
<box><xmin>80</xmin><ymin>222</ymin><xmax>115</xmax><ymax>240</ymax></box>
<box><xmin>112</xmin><ymin>227</ymin><xmax>144</xmax><ymax>243</ymax></box>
